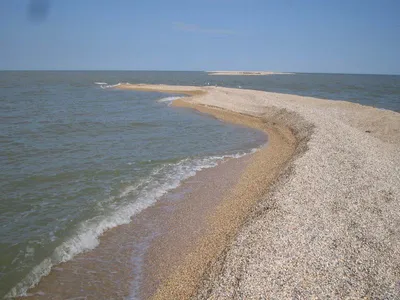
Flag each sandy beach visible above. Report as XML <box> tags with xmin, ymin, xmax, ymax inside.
<box><xmin>117</xmin><ymin>83</ymin><xmax>400</xmax><ymax>299</ymax></box>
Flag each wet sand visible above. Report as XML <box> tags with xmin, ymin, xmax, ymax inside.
<box><xmin>20</xmin><ymin>147</ymin><xmax>260</xmax><ymax>300</ymax></box>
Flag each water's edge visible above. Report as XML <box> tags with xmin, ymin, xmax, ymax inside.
<box><xmin>4</xmin><ymin>89</ymin><xmax>265</xmax><ymax>299</ymax></box>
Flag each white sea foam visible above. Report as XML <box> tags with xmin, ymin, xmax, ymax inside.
<box><xmin>5</xmin><ymin>149</ymin><xmax>259</xmax><ymax>299</ymax></box>
<box><xmin>100</xmin><ymin>83</ymin><xmax>122</xmax><ymax>89</ymax></box>
<box><xmin>157</xmin><ymin>96</ymin><xmax>183</xmax><ymax>105</ymax></box>
<box><xmin>94</xmin><ymin>82</ymin><xmax>124</xmax><ymax>89</ymax></box>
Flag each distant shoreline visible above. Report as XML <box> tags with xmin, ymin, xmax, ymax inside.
<box><xmin>207</xmin><ymin>70</ymin><xmax>295</xmax><ymax>76</ymax></box>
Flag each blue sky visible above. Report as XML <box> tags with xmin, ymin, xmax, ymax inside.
<box><xmin>1</xmin><ymin>0</ymin><xmax>399</xmax><ymax>74</ymax></box>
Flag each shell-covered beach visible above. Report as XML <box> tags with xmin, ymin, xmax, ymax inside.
<box><xmin>119</xmin><ymin>83</ymin><xmax>400</xmax><ymax>299</ymax></box>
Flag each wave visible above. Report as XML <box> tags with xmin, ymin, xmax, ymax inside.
<box><xmin>101</xmin><ymin>83</ymin><xmax>122</xmax><ymax>89</ymax></box>
<box><xmin>5</xmin><ymin>149</ymin><xmax>259</xmax><ymax>298</ymax></box>
<box><xmin>94</xmin><ymin>82</ymin><xmax>123</xmax><ymax>89</ymax></box>
<box><xmin>157</xmin><ymin>96</ymin><xmax>183</xmax><ymax>105</ymax></box>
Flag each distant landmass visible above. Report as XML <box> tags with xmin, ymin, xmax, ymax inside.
<box><xmin>207</xmin><ymin>71</ymin><xmax>295</xmax><ymax>76</ymax></box>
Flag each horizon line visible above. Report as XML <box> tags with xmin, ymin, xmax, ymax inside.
<box><xmin>0</xmin><ymin>69</ymin><xmax>399</xmax><ymax>76</ymax></box>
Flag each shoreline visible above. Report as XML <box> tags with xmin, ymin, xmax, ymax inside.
<box><xmin>17</xmin><ymin>150</ymin><xmax>262</xmax><ymax>300</ymax></box>
<box><xmin>138</xmin><ymin>149</ymin><xmax>258</xmax><ymax>299</ymax></box>
<box><xmin>117</xmin><ymin>83</ymin><xmax>300</xmax><ymax>298</ymax></box>
<box><xmin>14</xmin><ymin>82</ymin><xmax>400</xmax><ymax>299</ymax></box>
<box><xmin>13</xmin><ymin>86</ymin><xmax>271</xmax><ymax>299</ymax></box>
<box><xmin>117</xmin><ymin>83</ymin><xmax>400</xmax><ymax>299</ymax></box>
<box><xmin>119</xmin><ymin>84</ymin><xmax>299</xmax><ymax>299</ymax></box>
<box><xmin>153</xmin><ymin>100</ymin><xmax>297</xmax><ymax>299</ymax></box>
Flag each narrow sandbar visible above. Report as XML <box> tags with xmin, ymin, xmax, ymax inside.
<box><xmin>117</xmin><ymin>83</ymin><xmax>400</xmax><ymax>299</ymax></box>
<box><xmin>207</xmin><ymin>71</ymin><xmax>294</xmax><ymax>75</ymax></box>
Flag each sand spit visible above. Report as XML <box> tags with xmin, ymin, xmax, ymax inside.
<box><xmin>117</xmin><ymin>83</ymin><xmax>206</xmax><ymax>96</ymax></box>
<box><xmin>117</xmin><ymin>83</ymin><xmax>400</xmax><ymax>299</ymax></box>
<box><xmin>207</xmin><ymin>71</ymin><xmax>294</xmax><ymax>76</ymax></box>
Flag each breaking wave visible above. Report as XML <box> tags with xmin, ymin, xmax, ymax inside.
<box><xmin>5</xmin><ymin>149</ymin><xmax>258</xmax><ymax>298</ymax></box>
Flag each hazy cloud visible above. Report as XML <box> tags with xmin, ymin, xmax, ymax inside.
<box><xmin>172</xmin><ymin>22</ymin><xmax>236</xmax><ymax>36</ymax></box>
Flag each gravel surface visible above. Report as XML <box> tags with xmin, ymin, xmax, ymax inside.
<box><xmin>118</xmin><ymin>84</ymin><xmax>400</xmax><ymax>299</ymax></box>
<box><xmin>193</xmin><ymin>87</ymin><xmax>400</xmax><ymax>299</ymax></box>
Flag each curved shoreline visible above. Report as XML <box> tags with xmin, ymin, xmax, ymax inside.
<box><xmin>117</xmin><ymin>83</ymin><xmax>400</xmax><ymax>299</ymax></box>
<box><xmin>12</xmin><ymin>86</ymin><xmax>271</xmax><ymax>299</ymax></box>
<box><xmin>117</xmin><ymin>84</ymin><xmax>302</xmax><ymax>298</ymax></box>
<box><xmin>155</xmin><ymin>99</ymin><xmax>299</xmax><ymax>300</ymax></box>
<box><xmin>7</xmin><ymin>82</ymin><xmax>399</xmax><ymax>299</ymax></box>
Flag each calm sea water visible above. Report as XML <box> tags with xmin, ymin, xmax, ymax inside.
<box><xmin>0</xmin><ymin>71</ymin><xmax>399</xmax><ymax>298</ymax></box>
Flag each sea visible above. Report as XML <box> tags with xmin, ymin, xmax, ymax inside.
<box><xmin>0</xmin><ymin>71</ymin><xmax>399</xmax><ymax>298</ymax></box>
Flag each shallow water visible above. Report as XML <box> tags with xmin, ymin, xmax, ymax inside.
<box><xmin>0</xmin><ymin>71</ymin><xmax>399</xmax><ymax>298</ymax></box>
<box><xmin>0</xmin><ymin>72</ymin><xmax>265</xmax><ymax>298</ymax></box>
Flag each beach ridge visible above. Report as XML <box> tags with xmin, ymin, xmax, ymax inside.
<box><xmin>117</xmin><ymin>83</ymin><xmax>400</xmax><ymax>299</ymax></box>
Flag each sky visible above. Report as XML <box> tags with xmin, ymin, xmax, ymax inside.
<box><xmin>0</xmin><ymin>0</ymin><xmax>399</xmax><ymax>74</ymax></box>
